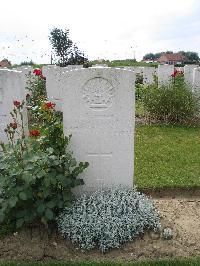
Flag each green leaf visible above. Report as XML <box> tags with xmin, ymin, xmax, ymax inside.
<box><xmin>45</xmin><ymin>208</ymin><xmax>54</xmax><ymax>220</ymax></box>
<box><xmin>46</xmin><ymin>201</ymin><xmax>56</xmax><ymax>209</ymax></box>
<box><xmin>70</xmin><ymin>158</ymin><xmax>77</xmax><ymax>167</ymax></box>
<box><xmin>41</xmin><ymin>216</ymin><xmax>48</xmax><ymax>225</ymax></box>
<box><xmin>19</xmin><ymin>192</ymin><xmax>27</xmax><ymax>201</ymax></box>
<box><xmin>16</xmin><ymin>218</ymin><xmax>24</xmax><ymax>228</ymax></box>
<box><xmin>22</xmin><ymin>171</ymin><xmax>34</xmax><ymax>183</ymax></box>
<box><xmin>9</xmin><ymin>196</ymin><xmax>18</xmax><ymax>208</ymax></box>
<box><xmin>0</xmin><ymin>210</ymin><xmax>5</xmax><ymax>222</ymax></box>
<box><xmin>37</xmin><ymin>203</ymin><xmax>46</xmax><ymax>213</ymax></box>
<box><xmin>62</xmin><ymin>192</ymin><xmax>72</xmax><ymax>202</ymax></box>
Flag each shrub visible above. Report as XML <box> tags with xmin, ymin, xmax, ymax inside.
<box><xmin>143</xmin><ymin>76</ymin><xmax>199</xmax><ymax>123</ymax></box>
<box><xmin>57</xmin><ymin>186</ymin><xmax>160</xmax><ymax>253</ymax></box>
<box><xmin>135</xmin><ymin>84</ymin><xmax>148</xmax><ymax>101</ymax></box>
<box><xmin>0</xmin><ymin>89</ymin><xmax>88</xmax><ymax>230</ymax></box>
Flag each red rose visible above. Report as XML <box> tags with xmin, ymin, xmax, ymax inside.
<box><xmin>10</xmin><ymin>122</ymin><xmax>17</xmax><ymax>129</ymax></box>
<box><xmin>171</xmin><ymin>69</ymin><xmax>183</xmax><ymax>78</ymax></box>
<box><xmin>43</xmin><ymin>102</ymin><xmax>56</xmax><ymax>110</ymax></box>
<box><xmin>29</xmin><ymin>129</ymin><xmax>40</xmax><ymax>137</ymax></box>
<box><xmin>13</xmin><ymin>100</ymin><xmax>21</xmax><ymax>107</ymax></box>
<box><xmin>26</xmin><ymin>93</ymin><xmax>31</xmax><ymax>99</ymax></box>
<box><xmin>33</xmin><ymin>68</ymin><xmax>42</xmax><ymax>76</ymax></box>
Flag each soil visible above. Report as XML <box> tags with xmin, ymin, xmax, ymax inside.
<box><xmin>0</xmin><ymin>195</ymin><xmax>200</xmax><ymax>262</ymax></box>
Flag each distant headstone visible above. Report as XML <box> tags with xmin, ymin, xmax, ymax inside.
<box><xmin>143</xmin><ymin>67</ymin><xmax>156</xmax><ymax>85</ymax></box>
<box><xmin>16</xmin><ymin>66</ymin><xmax>32</xmax><ymax>76</ymax></box>
<box><xmin>92</xmin><ymin>64</ymin><xmax>108</xmax><ymax>68</ymax></box>
<box><xmin>43</xmin><ymin>65</ymin><xmax>83</xmax><ymax>111</ymax></box>
<box><xmin>124</xmin><ymin>66</ymin><xmax>143</xmax><ymax>74</ymax></box>
<box><xmin>192</xmin><ymin>67</ymin><xmax>200</xmax><ymax>97</ymax></box>
<box><xmin>158</xmin><ymin>65</ymin><xmax>174</xmax><ymax>85</ymax></box>
<box><xmin>16</xmin><ymin>66</ymin><xmax>33</xmax><ymax>92</ymax></box>
<box><xmin>61</xmin><ymin>67</ymin><xmax>135</xmax><ymax>195</ymax></box>
<box><xmin>42</xmin><ymin>65</ymin><xmax>63</xmax><ymax>111</ymax></box>
<box><xmin>0</xmin><ymin>69</ymin><xmax>27</xmax><ymax>144</ymax></box>
<box><xmin>184</xmin><ymin>65</ymin><xmax>198</xmax><ymax>88</ymax></box>
<box><xmin>65</xmin><ymin>65</ymin><xmax>83</xmax><ymax>70</ymax></box>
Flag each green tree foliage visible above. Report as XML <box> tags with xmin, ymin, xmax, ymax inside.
<box><xmin>143</xmin><ymin>51</ymin><xmax>199</xmax><ymax>62</ymax></box>
<box><xmin>20</xmin><ymin>60</ymin><xmax>35</xmax><ymax>66</ymax></box>
<box><xmin>143</xmin><ymin>52</ymin><xmax>173</xmax><ymax>61</ymax></box>
<box><xmin>49</xmin><ymin>28</ymin><xmax>88</xmax><ymax>66</ymax></box>
<box><xmin>179</xmin><ymin>51</ymin><xmax>199</xmax><ymax>62</ymax></box>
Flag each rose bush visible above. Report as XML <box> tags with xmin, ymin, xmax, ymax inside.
<box><xmin>0</xmin><ymin>70</ymin><xmax>89</xmax><ymax>232</ymax></box>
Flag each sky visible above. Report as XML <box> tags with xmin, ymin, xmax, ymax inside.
<box><xmin>0</xmin><ymin>0</ymin><xmax>200</xmax><ymax>64</ymax></box>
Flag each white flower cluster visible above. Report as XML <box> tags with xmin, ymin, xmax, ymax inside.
<box><xmin>58</xmin><ymin>186</ymin><xmax>160</xmax><ymax>252</ymax></box>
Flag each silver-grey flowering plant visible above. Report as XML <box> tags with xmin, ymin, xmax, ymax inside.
<box><xmin>57</xmin><ymin>186</ymin><xmax>161</xmax><ymax>252</ymax></box>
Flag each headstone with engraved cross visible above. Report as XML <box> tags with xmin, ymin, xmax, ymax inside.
<box><xmin>61</xmin><ymin>67</ymin><xmax>135</xmax><ymax>195</ymax></box>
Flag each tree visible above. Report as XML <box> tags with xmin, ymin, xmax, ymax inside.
<box><xmin>49</xmin><ymin>28</ymin><xmax>88</xmax><ymax>66</ymax></box>
<box><xmin>143</xmin><ymin>51</ymin><xmax>199</xmax><ymax>62</ymax></box>
<box><xmin>143</xmin><ymin>53</ymin><xmax>156</xmax><ymax>61</ymax></box>
<box><xmin>179</xmin><ymin>51</ymin><xmax>199</xmax><ymax>62</ymax></box>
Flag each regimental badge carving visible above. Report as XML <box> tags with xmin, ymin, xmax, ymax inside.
<box><xmin>82</xmin><ymin>77</ymin><xmax>114</xmax><ymax>110</ymax></box>
<box><xmin>0</xmin><ymin>88</ymin><xmax>3</xmax><ymax>102</ymax></box>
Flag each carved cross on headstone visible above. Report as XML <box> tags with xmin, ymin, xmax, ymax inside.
<box><xmin>87</xmin><ymin>151</ymin><xmax>113</xmax><ymax>185</ymax></box>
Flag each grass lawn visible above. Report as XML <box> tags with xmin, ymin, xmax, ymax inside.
<box><xmin>135</xmin><ymin>124</ymin><xmax>200</xmax><ymax>188</ymax></box>
<box><xmin>0</xmin><ymin>257</ymin><xmax>200</xmax><ymax>266</ymax></box>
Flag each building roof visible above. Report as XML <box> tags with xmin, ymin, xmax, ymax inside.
<box><xmin>0</xmin><ymin>59</ymin><xmax>11</xmax><ymax>67</ymax></box>
<box><xmin>158</xmin><ymin>53</ymin><xmax>188</xmax><ymax>62</ymax></box>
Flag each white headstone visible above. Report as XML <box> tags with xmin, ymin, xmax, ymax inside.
<box><xmin>92</xmin><ymin>64</ymin><xmax>108</xmax><ymax>68</ymax></box>
<box><xmin>42</xmin><ymin>65</ymin><xmax>63</xmax><ymax>111</ymax></box>
<box><xmin>192</xmin><ymin>67</ymin><xmax>200</xmax><ymax>97</ymax></box>
<box><xmin>43</xmin><ymin>65</ymin><xmax>83</xmax><ymax>111</ymax></box>
<box><xmin>184</xmin><ymin>65</ymin><xmax>198</xmax><ymax>88</ymax></box>
<box><xmin>16</xmin><ymin>66</ymin><xmax>32</xmax><ymax>76</ymax></box>
<box><xmin>143</xmin><ymin>67</ymin><xmax>156</xmax><ymax>85</ymax></box>
<box><xmin>65</xmin><ymin>65</ymin><xmax>83</xmax><ymax>70</ymax></box>
<box><xmin>61</xmin><ymin>67</ymin><xmax>135</xmax><ymax>195</ymax></box>
<box><xmin>16</xmin><ymin>66</ymin><xmax>33</xmax><ymax>93</ymax></box>
<box><xmin>124</xmin><ymin>66</ymin><xmax>143</xmax><ymax>74</ymax></box>
<box><xmin>158</xmin><ymin>64</ymin><xmax>174</xmax><ymax>85</ymax></box>
<box><xmin>0</xmin><ymin>69</ymin><xmax>27</xmax><ymax>144</ymax></box>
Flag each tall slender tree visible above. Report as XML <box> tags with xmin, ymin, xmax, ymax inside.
<box><xmin>49</xmin><ymin>28</ymin><xmax>88</xmax><ymax>66</ymax></box>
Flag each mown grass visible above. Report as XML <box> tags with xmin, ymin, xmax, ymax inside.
<box><xmin>135</xmin><ymin>125</ymin><xmax>200</xmax><ymax>188</ymax></box>
<box><xmin>0</xmin><ymin>257</ymin><xmax>200</xmax><ymax>266</ymax></box>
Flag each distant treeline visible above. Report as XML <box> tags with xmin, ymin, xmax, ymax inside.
<box><xmin>143</xmin><ymin>51</ymin><xmax>199</xmax><ymax>62</ymax></box>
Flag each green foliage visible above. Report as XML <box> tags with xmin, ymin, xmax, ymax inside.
<box><xmin>143</xmin><ymin>76</ymin><xmax>199</xmax><ymax>123</ymax></box>
<box><xmin>135</xmin><ymin>84</ymin><xmax>148</xmax><ymax>101</ymax></box>
<box><xmin>58</xmin><ymin>186</ymin><xmax>160</xmax><ymax>253</ymax></box>
<box><xmin>0</xmin><ymin>76</ymin><xmax>89</xmax><ymax>231</ymax></box>
<box><xmin>0</xmin><ymin>215</ymin><xmax>15</xmax><ymax>239</ymax></box>
<box><xmin>179</xmin><ymin>51</ymin><xmax>199</xmax><ymax>62</ymax></box>
<box><xmin>26</xmin><ymin>73</ymin><xmax>46</xmax><ymax>105</ymax></box>
<box><xmin>49</xmin><ymin>28</ymin><xmax>88</xmax><ymax>66</ymax></box>
<box><xmin>0</xmin><ymin>138</ymin><xmax>88</xmax><ymax>229</ymax></box>
<box><xmin>20</xmin><ymin>60</ymin><xmax>35</xmax><ymax>66</ymax></box>
<box><xmin>97</xmin><ymin>59</ymin><xmax>158</xmax><ymax>68</ymax></box>
<box><xmin>143</xmin><ymin>50</ymin><xmax>199</xmax><ymax>63</ymax></box>
<box><xmin>26</xmin><ymin>71</ymin><xmax>67</xmax><ymax>155</ymax></box>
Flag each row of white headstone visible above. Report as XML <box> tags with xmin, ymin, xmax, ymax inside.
<box><xmin>0</xmin><ymin>66</ymin><xmax>135</xmax><ymax>195</ymax></box>
<box><xmin>0</xmin><ymin>64</ymin><xmax>200</xmax><ymax>195</ymax></box>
